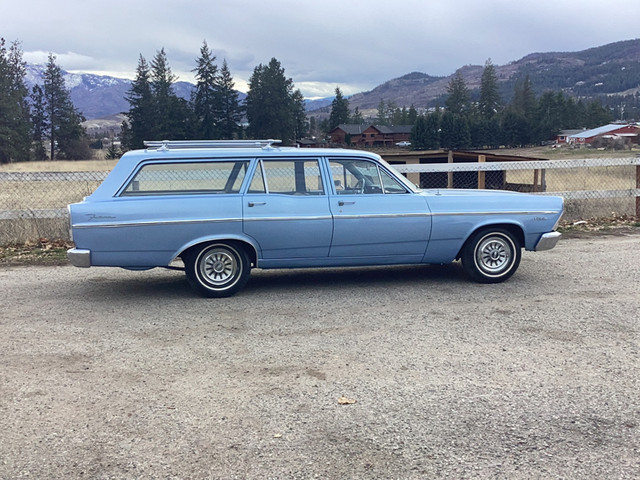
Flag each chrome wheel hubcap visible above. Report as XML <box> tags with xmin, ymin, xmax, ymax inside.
<box><xmin>201</xmin><ymin>249</ymin><xmax>238</xmax><ymax>286</ymax></box>
<box><xmin>476</xmin><ymin>236</ymin><xmax>511</xmax><ymax>274</ymax></box>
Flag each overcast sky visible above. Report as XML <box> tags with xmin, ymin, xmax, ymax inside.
<box><xmin>3</xmin><ymin>0</ymin><xmax>639</xmax><ymax>98</ymax></box>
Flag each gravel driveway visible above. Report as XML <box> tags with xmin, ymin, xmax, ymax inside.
<box><xmin>1</xmin><ymin>232</ymin><xmax>639</xmax><ymax>479</ymax></box>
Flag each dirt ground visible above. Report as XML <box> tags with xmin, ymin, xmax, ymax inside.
<box><xmin>0</xmin><ymin>232</ymin><xmax>639</xmax><ymax>479</ymax></box>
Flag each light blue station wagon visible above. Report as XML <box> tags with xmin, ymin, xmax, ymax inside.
<box><xmin>68</xmin><ymin>140</ymin><xmax>564</xmax><ymax>297</ymax></box>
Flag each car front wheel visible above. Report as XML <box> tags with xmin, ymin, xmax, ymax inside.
<box><xmin>184</xmin><ymin>242</ymin><xmax>251</xmax><ymax>297</ymax></box>
<box><xmin>461</xmin><ymin>228</ymin><xmax>521</xmax><ymax>283</ymax></box>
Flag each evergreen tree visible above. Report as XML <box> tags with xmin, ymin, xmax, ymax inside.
<box><xmin>501</xmin><ymin>110</ymin><xmax>530</xmax><ymax>147</ymax></box>
<box><xmin>533</xmin><ymin>91</ymin><xmax>564</xmax><ymax>143</ymax></box>
<box><xmin>30</xmin><ymin>84</ymin><xmax>48</xmax><ymax>160</ymax></box>
<box><xmin>122</xmin><ymin>55</ymin><xmax>154</xmax><ymax>150</ymax></box>
<box><xmin>478</xmin><ymin>59</ymin><xmax>501</xmax><ymax>119</ymax></box>
<box><xmin>329</xmin><ymin>87</ymin><xmax>350</xmax><ymax>130</ymax></box>
<box><xmin>445</xmin><ymin>72</ymin><xmax>470</xmax><ymax>116</ymax></box>
<box><xmin>407</xmin><ymin>105</ymin><xmax>418</xmax><ymax>125</ymax></box>
<box><xmin>192</xmin><ymin>41</ymin><xmax>219</xmax><ymax>139</ymax></box>
<box><xmin>423</xmin><ymin>111</ymin><xmax>441</xmax><ymax>149</ymax></box>
<box><xmin>439</xmin><ymin>111</ymin><xmax>457</xmax><ymax>149</ymax></box>
<box><xmin>410</xmin><ymin>115</ymin><xmax>428</xmax><ymax>150</ymax></box>
<box><xmin>150</xmin><ymin>48</ymin><xmax>184</xmax><ymax>140</ymax></box>
<box><xmin>246</xmin><ymin>58</ymin><xmax>302</xmax><ymax>143</ymax></box>
<box><xmin>0</xmin><ymin>39</ymin><xmax>31</xmax><ymax>162</ymax></box>
<box><xmin>351</xmin><ymin>106</ymin><xmax>364</xmax><ymax>124</ymax></box>
<box><xmin>291</xmin><ymin>88</ymin><xmax>307</xmax><ymax>140</ymax></box>
<box><xmin>376</xmin><ymin>99</ymin><xmax>388</xmax><ymax>125</ymax></box>
<box><xmin>585</xmin><ymin>100</ymin><xmax>613</xmax><ymax>128</ymax></box>
<box><xmin>215</xmin><ymin>59</ymin><xmax>243</xmax><ymax>139</ymax></box>
<box><xmin>454</xmin><ymin>116</ymin><xmax>471</xmax><ymax>149</ymax></box>
<box><xmin>512</xmin><ymin>75</ymin><xmax>536</xmax><ymax>120</ymax></box>
<box><xmin>411</xmin><ymin>112</ymin><xmax>441</xmax><ymax>150</ymax></box>
<box><xmin>42</xmin><ymin>53</ymin><xmax>86</xmax><ymax>160</ymax></box>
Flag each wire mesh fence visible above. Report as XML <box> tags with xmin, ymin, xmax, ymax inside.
<box><xmin>0</xmin><ymin>171</ymin><xmax>106</xmax><ymax>244</ymax></box>
<box><xmin>395</xmin><ymin>157</ymin><xmax>640</xmax><ymax>222</ymax></box>
<box><xmin>1</xmin><ymin>157</ymin><xmax>638</xmax><ymax>245</ymax></box>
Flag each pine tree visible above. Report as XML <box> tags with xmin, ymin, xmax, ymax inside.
<box><xmin>291</xmin><ymin>88</ymin><xmax>307</xmax><ymax>140</ymax></box>
<box><xmin>246</xmin><ymin>58</ymin><xmax>301</xmax><ymax>143</ymax></box>
<box><xmin>42</xmin><ymin>53</ymin><xmax>86</xmax><ymax>160</ymax></box>
<box><xmin>215</xmin><ymin>60</ymin><xmax>243</xmax><ymax>139</ymax></box>
<box><xmin>407</xmin><ymin>105</ymin><xmax>418</xmax><ymax>125</ymax></box>
<box><xmin>351</xmin><ymin>107</ymin><xmax>364</xmax><ymax>124</ymax></box>
<box><xmin>150</xmin><ymin>48</ymin><xmax>182</xmax><ymax>140</ymax></box>
<box><xmin>478</xmin><ymin>59</ymin><xmax>501</xmax><ymax>119</ymax></box>
<box><xmin>423</xmin><ymin>111</ymin><xmax>441</xmax><ymax>149</ymax></box>
<box><xmin>410</xmin><ymin>115</ymin><xmax>428</xmax><ymax>149</ymax></box>
<box><xmin>192</xmin><ymin>41</ymin><xmax>219</xmax><ymax>139</ymax></box>
<box><xmin>0</xmin><ymin>39</ymin><xmax>31</xmax><ymax>162</ymax></box>
<box><xmin>376</xmin><ymin>99</ymin><xmax>388</xmax><ymax>125</ymax></box>
<box><xmin>445</xmin><ymin>72</ymin><xmax>470</xmax><ymax>116</ymax></box>
<box><xmin>122</xmin><ymin>55</ymin><xmax>154</xmax><ymax>149</ymax></box>
<box><xmin>329</xmin><ymin>87</ymin><xmax>350</xmax><ymax>130</ymax></box>
<box><xmin>512</xmin><ymin>75</ymin><xmax>535</xmax><ymax>119</ymax></box>
<box><xmin>30</xmin><ymin>84</ymin><xmax>48</xmax><ymax>160</ymax></box>
<box><xmin>439</xmin><ymin>111</ymin><xmax>457</xmax><ymax>149</ymax></box>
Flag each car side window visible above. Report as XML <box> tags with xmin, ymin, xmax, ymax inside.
<box><xmin>330</xmin><ymin>159</ymin><xmax>407</xmax><ymax>194</ymax></box>
<box><xmin>248</xmin><ymin>159</ymin><xmax>324</xmax><ymax>195</ymax></box>
<box><xmin>121</xmin><ymin>160</ymin><xmax>249</xmax><ymax>196</ymax></box>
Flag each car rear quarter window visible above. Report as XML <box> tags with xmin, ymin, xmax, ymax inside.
<box><xmin>120</xmin><ymin>160</ymin><xmax>249</xmax><ymax>196</ymax></box>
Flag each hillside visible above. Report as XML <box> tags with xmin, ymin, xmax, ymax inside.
<box><xmin>326</xmin><ymin>38</ymin><xmax>640</xmax><ymax>115</ymax></box>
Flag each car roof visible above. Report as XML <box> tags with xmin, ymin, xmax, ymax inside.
<box><xmin>121</xmin><ymin>141</ymin><xmax>382</xmax><ymax>163</ymax></box>
<box><xmin>88</xmin><ymin>142</ymin><xmax>385</xmax><ymax>199</ymax></box>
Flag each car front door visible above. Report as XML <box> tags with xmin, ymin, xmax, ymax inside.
<box><xmin>328</xmin><ymin>158</ymin><xmax>431</xmax><ymax>261</ymax></box>
<box><xmin>243</xmin><ymin>158</ymin><xmax>333</xmax><ymax>264</ymax></box>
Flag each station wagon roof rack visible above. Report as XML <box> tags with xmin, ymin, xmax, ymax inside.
<box><xmin>143</xmin><ymin>139</ymin><xmax>282</xmax><ymax>150</ymax></box>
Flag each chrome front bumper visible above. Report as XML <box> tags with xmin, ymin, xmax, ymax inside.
<box><xmin>67</xmin><ymin>248</ymin><xmax>91</xmax><ymax>268</ymax></box>
<box><xmin>534</xmin><ymin>232</ymin><xmax>561</xmax><ymax>251</ymax></box>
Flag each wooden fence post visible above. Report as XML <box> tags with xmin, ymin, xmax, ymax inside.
<box><xmin>478</xmin><ymin>155</ymin><xmax>486</xmax><ymax>189</ymax></box>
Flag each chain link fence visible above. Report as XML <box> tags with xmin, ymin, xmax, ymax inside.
<box><xmin>1</xmin><ymin>157</ymin><xmax>638</xmax><ymax>245</ymax></box>
<box><xmin>396</xmin><ymin>157</ymin><xmax>640</xmax><ymax>222</ymax></box>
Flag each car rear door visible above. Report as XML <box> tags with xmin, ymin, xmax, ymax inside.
<box><xmin>243</xmin><ymin>158</ymin><xmax>333</xmax><ymax>263</ymax></box>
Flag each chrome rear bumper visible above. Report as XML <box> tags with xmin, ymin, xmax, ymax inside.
<box><xmin>67</xmin><ymin>248</ymin><xmax>91</xmax><ymax>268</ymax></box>
<box><xmin>534</xmin><ymin>232</ymin><xmax>561</xmax><ymax>251</ymax></box>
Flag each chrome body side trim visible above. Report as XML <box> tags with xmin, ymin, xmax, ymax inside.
<box><xmin>430</xmin><ymin>210</ymin><xmax>559</xmax><ymax>217</ymax></box>
<box><xmin>72</xmin><ymin>217</ymin><xmax>242</xmax><ymax>229</ymax></box>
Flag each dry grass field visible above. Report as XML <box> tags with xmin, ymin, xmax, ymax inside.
<box><xmin>0</xmin><ymin>158</ymin><xmax>118</xmax><ymax>173</ymax></box>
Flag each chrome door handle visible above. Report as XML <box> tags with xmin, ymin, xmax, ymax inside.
<box><xmin>248</xmin><ymin>201</ymin><xmax>266</xmax><ymax>207</ymax></box>
<box><xmin>338</xmin><ymin>201</ymin><xmax>355</xmax><ymax>206</ymax></box>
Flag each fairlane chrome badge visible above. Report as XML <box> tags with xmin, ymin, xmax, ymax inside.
<box><xmin>85</xmin><ymin>214</ymin><xmax>116</xmax><ymax>221</ymax></box>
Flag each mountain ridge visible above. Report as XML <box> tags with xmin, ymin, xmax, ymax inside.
<box><xmin>24</xmin><ymin>38</ymin><xmax>640</xmax><ymax>121</ymax></box>
<box><xmin>333</xmin><ymin>38</ymin><xmax>640</xmax><ymax>115</ymax></box>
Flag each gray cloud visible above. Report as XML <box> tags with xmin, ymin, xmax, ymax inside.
<box><xmin>4</xmin><ymin>0</ymin><xmax>639</xmax><ymax>98</ymax></box>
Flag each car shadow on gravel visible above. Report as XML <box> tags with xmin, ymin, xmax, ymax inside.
<box><xmin>244</xmin><ymin>263</ymin><xmax>467</xmax><ymax>295</ymax></box>
<box><xmin>73</xmin><ymin>263</ymin><xmax>468</xmax><ymax>300</ymax></box>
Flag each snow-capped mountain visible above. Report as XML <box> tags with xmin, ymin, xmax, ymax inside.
<box><xmin>25</xmin><ymin>64</ymin><xmax>194</xmax><ymax>120</ymax></box>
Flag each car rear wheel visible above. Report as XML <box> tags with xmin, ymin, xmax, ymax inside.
<box><xmin>461</xmin><ymin>228</ymin><xmax>521</xmax><ymax>283</ymax></box>
<box><xmin>184</xmin><ymin>242</ymin><xmax>251</xmax><ymax>297</ymax></box>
